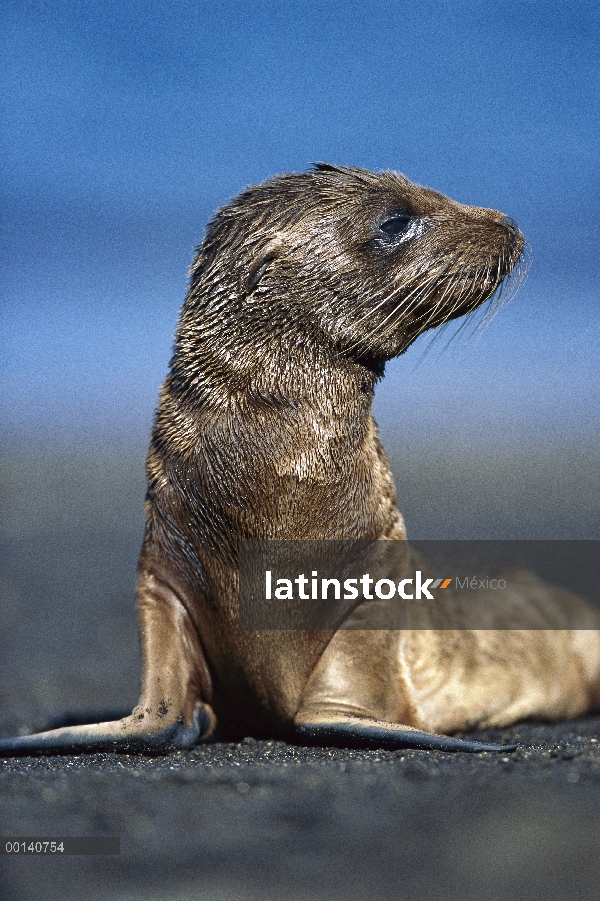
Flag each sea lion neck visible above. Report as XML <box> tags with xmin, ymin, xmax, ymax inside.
<box><xmin>149</xmin><ymin>308</ymin><xmax>395</xmax><ymax>545</ymax></box>
<box><xmin>168</xmin><ymin>299</ymin><xmax>383</xmax><ymax>422</ymax></box>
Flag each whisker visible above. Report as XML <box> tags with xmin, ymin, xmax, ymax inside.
<box><xmin>337</xmin><ymin>229</ymin><xmax>528</xmax><ymax>362</ymax></box>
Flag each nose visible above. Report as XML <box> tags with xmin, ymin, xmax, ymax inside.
<box><xmin>500</xmin><ymin>215</ymin><xmax>519</xmax><ymax>236</ymax></box>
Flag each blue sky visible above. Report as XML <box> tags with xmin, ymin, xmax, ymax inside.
<box><xmin>1</xmin><ymin>0</ymin><xmax>599</xmax><ymax>450</ymax></box>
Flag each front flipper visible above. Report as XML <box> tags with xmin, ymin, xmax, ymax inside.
<box><xmin>0</xmin><ymin>703</ymin><xmax>213</xmax><ymax>756</ymax></box>
<box><xmin>0</xmin><ymin>567</ymin><xmax>215</xmax><ymax>756</ymax></box>
<box><xmin>294</xmin><ymin>628</ymin><xmax>518</xmax><ymax>753</ymax></box>
<box><xmin>295</xmin><ymin>714</ymin><xmax>516</xmax><ymax>753</ymax></box>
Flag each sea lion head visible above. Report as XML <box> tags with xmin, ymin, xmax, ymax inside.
<box><xmin>183</xmin><ymin>164</ymin><xmax>525</xmax><ymax>376</ymax></box>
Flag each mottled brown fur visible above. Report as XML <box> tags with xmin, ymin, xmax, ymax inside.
<box><xmin>1</xmin><ymin>165</ymin><xmax>598</xmax><ymax>755</ymax></box>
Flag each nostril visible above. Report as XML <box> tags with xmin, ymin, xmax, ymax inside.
<box><xmin>501</xmin><ymin>215</ymin><xmax>519</xmax><ymax>236</ymax></box>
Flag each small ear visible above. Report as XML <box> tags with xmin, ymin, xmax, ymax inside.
<box><xmin>311</xmin><ymin>162</ymin><xmax>344</xmax><ymax>174</ymax></box>
<box><xmin>246</xmin><ymin>238</ymin><xmax>284</xmax><ymax>294</ymax></box>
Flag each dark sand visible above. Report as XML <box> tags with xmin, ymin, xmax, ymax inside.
<box><xmin>2</xmin><ymin>721</ymin><xmax>600</xmax><ymax>901</ymax></box>
<box><xmin>1</xmin><ymin>448</ymin><xmax>599</xmax><ymax>900</ymax></box>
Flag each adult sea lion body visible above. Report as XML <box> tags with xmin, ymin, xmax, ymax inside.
<box><xmin>2</xmin><ymin>164</ymin><xmax>600</xmax><ymax>755</ymax></box>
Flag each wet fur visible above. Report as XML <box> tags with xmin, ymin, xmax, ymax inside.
<box><xmin>1</xmin><ymin>165</ymin><xmax>598</xmax><ymax>756</ymax></box>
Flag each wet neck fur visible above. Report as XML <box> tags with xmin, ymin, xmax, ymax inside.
<box><xmin>150</xmin><ymin>320</ymin><xmax>393</xmax><ymax>543</ymax></box>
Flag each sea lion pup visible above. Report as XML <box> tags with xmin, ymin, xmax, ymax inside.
<box><xmin>2</xmin><ymin>163</ymin><xmax>599</xmax><ymax>755</ymax></box>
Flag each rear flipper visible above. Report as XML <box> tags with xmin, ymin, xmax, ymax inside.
<box><xmin>295</xmin><ymin>714</ymin><xmax>516</xmax><ymax>753</ymax></box>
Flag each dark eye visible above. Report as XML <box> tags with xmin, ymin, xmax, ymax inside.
<box><xmin>379</xmin><ymin>212</ymin><xmax>413</xmax><ymax>238</ymax></box>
